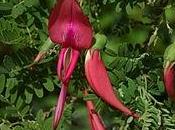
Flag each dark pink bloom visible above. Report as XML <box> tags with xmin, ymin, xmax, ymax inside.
<box><xmin>48</xmin><ymin>0</ymin><xmax>93</xmax><ymax>129</ymax></box>
<box><xmin>85</xmin><ymin>49</ymin><xmax>139</xmax><ymax>118</ymax></box>
<box><xmin>53</xmin><ymin>84</ymin><xmax>67</xmax><ymax>130</ymax></box>
<box><xmin>48</xmin><ymin>0</ymin><xmax>93</xmax><ymax>50</ymax></box>
<box><xmin>57</xmin><ymin>48</ymin><xmax>80</xmax><ymax>83</ymax></box>
<box><xmin>164</xmin><ymin>63</ymin><xmax>175</xmax><ymax>100</ymax></box>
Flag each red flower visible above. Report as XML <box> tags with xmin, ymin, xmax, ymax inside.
<box><xmin>57</xmin><ymin>48</ymin><xmax>80</xmax><ymax>83</ymax></box>
<box><xmin>85</xmin><ymin>49</ymin><xmax>139</xmax><ymax>118</ymax></box>
<box><xmin>48</xmin><ymin>0</ymin><xmax>93</xmax><ymax>129</ymax></box>
<box><xmin>52</xmin><ymin>84</ymin><xmax>67</xmax><ymax>130</ymax></box>
<box><xmin>163</xmin><ymin>43</ymin><xmax>175</xmax><ymax>101</ymax></box>
<box><xmin>48</xmin><ymin>0</ymin><xmax>93</xmax><ymax>50</ymax></box>
<box><xmin>48</xmin><ymin>0</ymin><xmax>139</xmax><ymax>129</ymax></box>
<box><xmin>164</xmin><ymin>62</ymin><xmax>175</xmax><ymax>100</ymax></box>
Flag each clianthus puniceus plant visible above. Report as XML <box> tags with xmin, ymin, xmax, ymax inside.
<box><xmin>46</xmin><ymin>0</ymin><xmax>139</xmax><ymax>129</ymax></box>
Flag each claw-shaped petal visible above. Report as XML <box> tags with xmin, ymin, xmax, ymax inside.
<box><xmin>85</xmin><ymin>49</ymin><xmax>139</xmax><ymax>118</ymax></box>
<box><xmin>57</xmin><ymin>48</ymin><xmax>80</xmax><ymax>83</ymax></box>
<box><xmin>53</xmin><ymin>84</ymin><xmax>67</xmax><ymax>130</ymax></box>
<box><xmin>57</xmin><ymin>48</ymin><xmax>67</xmax><ymax>81</ymax></box>
<box><xmin>64</xmin><ymin>49</ymin><xmax>80</xmax><ymax>82</ymax></box>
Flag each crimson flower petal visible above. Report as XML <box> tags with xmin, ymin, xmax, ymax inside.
<box><xmin>48</xmin><ymin>0</ymin><xmax>93</xmax><ymax>50</ymax></box>
<box><xmin>53</xmin><ymin>84</ymin><xmax>67</xmax><ymax>130</ymax></box>
<box><xmin>164</xmin><ymin>64</ymin><xmax>175</xmax><ymax>100</ymax></box>
<box><xmin>64</xmin><ymin>49</ymin><xmax>80</xmax><ymax>82</ymax></box>
<box><xmin>57</xmin><ymin>48</ymin><xmax>67</xmax><ymax>81</ymax></box>
<box><xmin>57</xmin><ymin>48</ymin><xmax>80</xmax><ymax>83</ymax></box>
<box><xmin>85</xmin><ymin>49</ymin><xmax>139</xmax><ymax>118</ymax></box>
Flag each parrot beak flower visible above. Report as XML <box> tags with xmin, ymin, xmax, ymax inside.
<box><xmin>164</xmin><ymin>61</ymin><xmax>175</xmax><ymax>100</ymax></box>
<box><xmin>48</xmin><ymin>0</ymin><xmax>138</xmax><ymax>129</ymax></box>
<box><xmin>53</xmin><ymin>48</ymin><xmax>79</xmax><ymax>130</ymax></box>
<box><xmin>49</xmin><ymin>0</ymin><xmax>93</xmax><ymax>82</ymax></box>
<box><xmin>53</xmin><ymin>84</ymin><xmax>67</xmax><ymax>130</ymax></box>
<box><xmin>163</xmin><ymin>43</ymin><xmax>175</xmax><ymax>101</ymax></box>
<box><xmin>84</xmin><ymin>90</ymin><xmax>106</xmax><ymax>130</ymax></box>
<box><xmin>85</xmin><ymin>49</ymin><xmax>139</xmax><ymax>118</ymax></box>
<box><xmin>48</xmin><ymin>0</ymin><xmax>93</xmax><ymax>129</ymax></box>
<box><xmin>57</xmin><ymin>48</ymin><xmax>80</xmax><ymax>83</ymax></box>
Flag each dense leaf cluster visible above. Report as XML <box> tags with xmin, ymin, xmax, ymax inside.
<box><xmin>0</xmin><ymin>0</ymin><xmax>175</xmax><ymax>130</ymax></box>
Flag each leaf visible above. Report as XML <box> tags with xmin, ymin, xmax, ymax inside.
<box><xmin>127</xmin><ymin>78</ymin><xmax>137</xmax><ymax>96</ymax></box>
<box><xmin>0</xmin><ymin>66</ymin><xmax>8</xmax><ymax>74</ymax></box>
<box><xmin>25</xmin><ymin>89</ymin><xmax>33</xmax><ymax>104</ymax></box>
<box><xmin>121</xmin><ymin>84</ymin><xmax>131</xmax><ymax>102</ymax></box>
<box><xmin>3</xmin><ymin>56</ymin><xmax>15</xmax><ymax>71</ymax></box>
<box><xmin>0</xmin><ymin>124</ymin><xmax>11</xmax><ymax>130</ymax></box>
<box><xmin>83</xmin><ymin>93</ymin><xmax>98</xmax><ymax>101</ymax></box>
<box><xmin>6</xmin><ymin>78</ymin><xmax>18</xmax><ymax>90</ymax></box>
<box><xmin>27</xmin><ymin>14</ymin><xmax>34</xmax><ymax>26</ymax></box>
<box><xmin>10</xmin><ymin>90</ymin><xmax>18</xmax><ymax>104</ymax></box>
<box><xmin>21</xmin><ymin>105</ymin><xmax>30</xmax><ymax>115</ymax></box>
<box><xmin>16</xmin><ymin>96</ymin><xmax>24</xmax><ymax>110</ymax></box>
<box><xmin>125</xmin><ymin>60</ymin><xmax>133</xmax><ymax>72</ymax></box>
<box><xmin>34</xmin><ymin>87</ymin><xmax>44</xmax><ymax>98</ymax></box>
<box><xmin>24</xmin><ymin>0</ymin><xmax>39</xmax><ymax>7</ymax></box>
<box><xmin>13</xmin><ymin>126</ymin><xmax>23</xmax><ymax>130</ymax></box>
<box><xmin>42</xmin><ymin>117</ymin><xmax>52</xmax><ymax>130</ymax></box>
<box><xmin>36</xmin><ymin>109</ymin><xmax>45</xmax><ymax>122</ymax></box>
<box><xmin>5</xmin><ymin>87</ymin><xmax>10</xmax><ymax>98</ymax></box>
<box><xmin>11</xmin><ymin>3</ymin><xmax>26</xmax><ymax>18</ymax></box>
<box><xmin>0</xmin><ymin>95</ymin><xmax>10</xmax><ymax>104</ymax></box>
<box><xmin>103</xmin><ymin>0</ymin><xmax>108</xmax><ymax>5</ymax></box>
<box><xmin>127</xmin><ymin>116</ymin><xmax>133</xmax><ymax>124</ymax></box>
<box><xmin>43</xmin><ymin>78</ymin><xmax>54</xmax><ymax>92</ymax></box>
<box><xmin>0</xmin><ymin>74</ymin><xmax>5</xmax><ymax>93</ymax></box>
<box><xmin>157</xmin><ymin>81</ymin><xmax>164</xmax><ymax>93</ymax></box>
<box><xmin>0</xmin><ymin>2</ymin><xmax>13</xmax><ymax>11</ymax></box>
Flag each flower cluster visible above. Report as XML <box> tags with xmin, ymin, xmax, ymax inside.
<box><xmin>48</xmin><ymin>0</ymin><xmax>138</xmax><ymax>129</ymax></box>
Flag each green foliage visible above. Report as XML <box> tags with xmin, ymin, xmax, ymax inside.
<box><xmin>1</xmin><ymin>0</ymin><xmax>175</xmax><ymax>130</ymax></box>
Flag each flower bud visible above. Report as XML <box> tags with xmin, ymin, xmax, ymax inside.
<box><xmin>163</xmin><ymin>43</ymin><xmax>175</xmax><ymax>100</ymax></box>
<box><xmin>85</xmin><ymin>49</ymin><xmax>138</xmax><ymax>118</ymax></box>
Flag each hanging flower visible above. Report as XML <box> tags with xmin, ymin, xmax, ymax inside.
<box><xmin>48</xmin><ymin>0</ymin><xmax>93</xmax><ymax>129</ymax></box>
<box><xmin>163</xmin><ymin>43</ymin><xmax>175</xmax><ymax>101</ymax></box>
<box><xmin>85</xmin><ymin>48</ymin><xmax>139</xmax><ymax>118</ymax></box>
<box><xmin>164</xmin><ymin>63</ymin><xmax>175</xmax><ymax>100</ymax></box>
<box><xmin>48</xmin><ymin>0</ymin><xmax>138</xmax><ymax>129</ymax></box>
<box><xmin>52</xmin><ymin>84</ymin><xmax>67</xmax><ymax>130</ymax></box>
